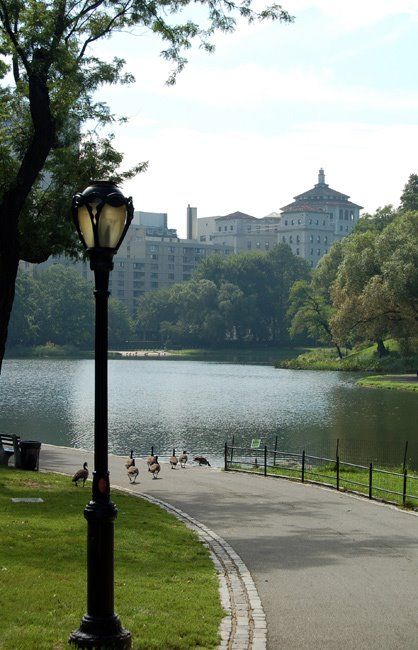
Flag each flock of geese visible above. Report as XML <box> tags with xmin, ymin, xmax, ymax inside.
<box><xmin>71</xmin><ymin>451</ymin><xmax>211</xmax><ymax>486</ymax></box>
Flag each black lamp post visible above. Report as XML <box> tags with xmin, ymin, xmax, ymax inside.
<box><xmin>69</xmin><ymin>181</ymin><xmax>134</xmax><ymax>649</ymax></box>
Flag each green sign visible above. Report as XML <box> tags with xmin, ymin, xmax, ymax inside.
<box><xmin>251</xmin><ymin>438</ymin><xmax>261</xmax><ymax>449</ymax></box>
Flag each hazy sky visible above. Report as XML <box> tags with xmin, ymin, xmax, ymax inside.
<box><xmin>93</xmin><ymin>0</ymin><xmax>418</xmax><ymax>237</ymax></box>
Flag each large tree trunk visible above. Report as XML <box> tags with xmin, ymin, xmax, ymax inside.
<box><xmin>0</xmin><ymin>71</ymin><xmax>56</xmax><ymax>372</ymax></box>
<box><xmin>0</xmin><ymin>240</ymin><xmax>19</xmax><ymax>373</ymax></box>
<box><xmin>376</xmin><ymin>337</ymin><xmax>389</xmax><ymax>358</ymax></box>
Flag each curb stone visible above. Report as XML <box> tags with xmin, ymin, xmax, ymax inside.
<box><xmin>139</xmin><ymin>492</ymin><xmax>267</xmax><ymax>650</ymax></box>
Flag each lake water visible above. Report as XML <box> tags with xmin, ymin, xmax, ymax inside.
<box><xmin>0</xmin><ymin>359</ymin><xmax>416</xmax><ymax>468</ymax></box>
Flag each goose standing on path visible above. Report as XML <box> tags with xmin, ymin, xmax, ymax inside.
<box><xmin>149</xmin><ymin>456</ymin><xmax>161</xmax><ymax>479</ymax></box>
<box><xmin>72</xmin><ymin>462</ymin><xmax>89</xmax><ymax>487</ymax></box>
<box><xmin>125</xmin><ymin>450</ymin><xmax>134</xmax><ymax>469</ymax></box>
<box><xmin>170</xmin><ymin>451</ymin><xmax>178</xmax><ymax>469</ymax></box>
<box><xmin>179</xmin><ymin>451</ymin><xmax>188</xmax><ymax>468</ymax></box>
<box><xmin>127</xmin><ymin>458</ymin><xmax>139</xmax><ymax>483</ymax></box>
<box><xmin>146</xmin><ymin>454</ymin><xmax>157</xmax><ymax>467</ymax></box>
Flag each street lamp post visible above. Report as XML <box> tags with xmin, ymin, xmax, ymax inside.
<box><xmin>69</xmin><ymin>181</ymin><xmax>134</xmax><ymax>649</ymax></box>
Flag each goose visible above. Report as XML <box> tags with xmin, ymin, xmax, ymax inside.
<box><xmin>179</xmin><ymin>451</ymin><xmax>188</xmax><ymax>468</ymax></box>
<box><xmin>127</xmin><ymin>459</ymin><xmax>139</xmax><ymax>483</ymax></box>
<box><xmin>194</xmin><ymin>455</ymin><xmax>211</xmax><ymax>467</ymax></box>
<box><xmin>125</xmin><ymin>449</ymin><xmax>135</xmax><ymax>469</ymax></box>
<box><xmin>149</xmin><ymin>456</ymin><xmax>161</xmax><ymax>479</ymax></box>
<box><xmin>72</xmin><ymin>462</ymin><xmax>88</xmax><ymax>487</ymax></box>
<box><xmin>146</xmin><ymin>454</ymin><xmax>157</xmax><ymax>467</ymax></box>
<box><xmin>169</xmin><ymin>451</ymin><xmax>178</xmax><ymax>469</ymax></box>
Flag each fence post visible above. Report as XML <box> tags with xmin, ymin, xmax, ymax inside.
<box><xmin>230</xmin><ymin>435</ymin><xmax>234</xmax><ymax>464</ymax></box>
<box><xmin>264</xmin><ymin>445</ymin><xmax>267</xmax><ymax>477</ymax></box>
<box><xmin>273</xmin><ymin>435</ymin><xmax>278</xmax><ymax>467</ymax></box>
<box><xmin>403</xmin><ymin>470</ymin><xmax>407</xmax><ymax>507</ymax></box>
<box><xmin>403</xmin><ymin>441</ymin><xmax>409</xmax><ymax>473</ymax></box>
<box><xmin>369</xmin><ymin>463</ymin><xmax>373</xmax><ymax>500</ymax></box>
<box><xmin>224</xmin><ymin>442</ymin><xmax>228</xmax><ymax>472</ymax></box>
<box><xmin>301</xmin><ymin>450</ymin><xmax>305</xmax><ymax>483</ymax></box>
<box><xmin>336</xmin><ymin>455</ymin><xmax>340</xmax><ymax>491</ymax></box>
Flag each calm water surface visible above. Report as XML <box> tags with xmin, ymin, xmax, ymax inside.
<box><xmin>0</xmin><ymin>359</ymin><xmax>416</xmax><ymax>468</ymax></box>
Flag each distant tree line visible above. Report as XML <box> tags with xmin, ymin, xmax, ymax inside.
<box><xmin>9</xmin><ymin>266</ymin><xmax>132</xmax><ymax>349</ymax></box>
<box><xmin>135</xmin><ymin>244</ymin><xmax>310</xmax><ymax>346</ymax></box>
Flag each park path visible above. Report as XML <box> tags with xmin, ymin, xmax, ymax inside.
<box><xmin>40</xmin><ymin>445</ymin><xmax>418</xmax><ymax>650</ymax></box>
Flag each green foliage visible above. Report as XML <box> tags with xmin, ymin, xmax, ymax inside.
<box><xmin>136</xmin><ymin>245</ymin><xmax>310</xmax><ymax>345</ymax></box>
<box><xmin>400</xmin><ymin>173</ymin><xmax>418</xmax><ymax>212</ymax></box>
<box><xmin>8</xmin><ymin>266</ymin><xmax>131</xmax><ymax>348</ymax></box>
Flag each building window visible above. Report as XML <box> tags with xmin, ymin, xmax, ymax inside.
<box><xmin>296</xmin><ymin>248</ymin><xmax>299</xmax><ymax>255</ymax></box>
<box><xmin>168</xmin><ymin>264</ymin><xmax>174</xmax><ymax>270</ymax></box>
<box><xmin>230</xmin><ymin>225</ymin><xmax>233</xmax><ymax>231</ymax></box>
<box><xmin>324</xmin><ymin>236</ymin><xmax>328</xmax><ymax>243</ymax></box>
<box><xmin>247</xmin><ymin>241</ymin><xmax>252</xmax><ymax>249</ymax></box>
<box><xmin>310</xmin><ymin>248</ymin><xmax>314</xmax><ymax>255</ymax></box>
<box><xmin>200</xmin><ymin>235</ymin><xmax>206</xmax><ymax>242</ymax></box>
<box><xmin>149</xmin><ymin>244</ymin><xmax>159</xmax><ymax>252</ymax></box>
<box><xmin>298</xmin><ymin>219</ymin><xmax>301</xmax><ymax>224</ymax></box>
<box><xmin>256</xmin><ymin>242</ymin><xmax>260</xmax><ymax>248</ymax></box>
<box><xmin>168</xmin><ymin>273</ymin><xmax>174</xmax><ymax>280</ymax></box>
<box><xmin>247</xmin><ymin>225</ymin><xmax>251</xmax><ymax>231</ymax></box>
<box><xmin>296</xmin><ymin>235</ymin><xmax>300</xmax><ymax>243</ymax></box>
<box><xmin>151</xmin><ymin>272</ymin><xmax>158</xmax><ymax>279</ymax></box>
<box><xmin>323</xmin><ymin>220</ymin><xmax>326</xmax><ymax>226</ymax></box>
<box><xmin>218</xmin><ymin>226</ymin><xmax>222</xmax><ymax>232</ymax></box>
<box><xmin>340</xmin><ymin>225</ymin><xmax>343</xmax><ymax>231</ymax></box>
<box><xmin>118</xmin><ymin>261</ymin><xmax>125</xmax><ymax>268</ymax></box>
<box><xmin>345</xmin><ymin>225</ymin><xmax>348</xmax><ymax>231</ymax></box>
<box><xmin>133</xmin><ymin>291</ymin><xmax>142</xmax><ymax>297</ymax></box>
<box><xmin>282</xmin><ymin>236</ymin><xmax>286</xmax><ymax>242</ymax></box>
<box><xmin>316</xmin><ymin>220</ymin><xmax>319</xmax><ymax>225</ymax></box>
<box><xmin>224</xmin><ymin>226</ymin><xmax>227</xmax><ymax>231</ymax></box>
<box><xmin>339</xmin><ymin>209</ymin><xmax>343</xmax><ymax>220</ymax></box>
<box><xmin>150</xmin><ymin>254</ymin><xmax>158</xmax><ymax>260</ymax></box>
<box><xmin>330</xmin><ymin>213</ymin><xmax>334</xmax><ymax>220</ymax></box>
<box><xmin>134</xmin><ymin>271</ymin><xmax>144</xmax><ymax>278</ymax></box>
<box><xmin>151</xmin><ymin>263</ymin><xmax>158</xmax><ymax>270</ymax></box>
<box><xmin>317</xmin><ymin>236</ymin><xmax>320</xmax><ymax>243</ymax></box>
<box><xmin>265</xmin><ymin>242</ymin><xmax>269</xmax><ymax>249</ymax></box>
<box><xmin>151</xmin><ymin>282</ymin><xmax>158</xmax><ymax>288</ymax></box>
<box><xmin>310</xmin><ymin>260</ymin><xmax>314</xmax><ymax>268</ymax></box>
<box><xmin>350</xmin><ymin>211</ymin><xmax>354</xmax><ymax>220</ymax></box>
<box><xmin>344</xmin><ymin>210</ymin><xmax>349</xmax><ymax>220</ymax></box>
<box><xmin>285</xmin><ymin>220</ymin><xmax>288</xmax><ymax>226</ymax></box>
<box><xmin>168</xmin><ymin>255</ymin><xmax>175</xmax><ymax>262</ymax></box>
<box><xmin>289</xmin><ymin>236</ymin><xmax>293</xmax><ymax>243</ymax></box>
<box><xmin>133</xmin><ymin>262</ymin><xmax>144</xmax><ymax>269</ymax></box>
<box><xmin>310</xmin><ymin>235</ymin><xmax>313</xmax><ymax>242</ymax></box>
<box><xmin>309</xmin><ymin>219</ymin><xmax>312</xmax><ymax>224</ymax></box>
<box><xmin>291</xmin><ymin>219</ymin><xmax>294</xmax><ymax>225</ymax></box>
<box><xmin>317</xmin><ymin>249</ymin><xmax>321</xmax><ymax>256</ymax></box>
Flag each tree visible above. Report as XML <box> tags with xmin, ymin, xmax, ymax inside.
<box><xmin>0</xmin><ymin>0</ymin><xmax>293</xmax><ymax>372</ymax></box>
<box><xmin>288</xmin><ymin>280</ymin><xmax>343</xmax><ymax>358</ymax></box>
<box><xmin>400</xmin><ymin>174</ymin><xmax>418</xmax><ymax>212</ymax></box>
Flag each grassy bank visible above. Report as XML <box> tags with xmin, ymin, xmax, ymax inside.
<box><xmin>230</xmin><ymin>462</ymin><xmax>418</xmax><ymax>510</ymax></box>
<box><xmin>0</xmin><ymin>467</ymin><xmax>223</xmax><ymax>650</ymax></box>
<box><xmin>276</xmin><ymin>340</ymin><xmax>418</xmax><ymax>373</ymax></box>
<box><xmin>357</xmin><ymin>375</ymin><xmax>418</xmax><ymax>392</ymax></box>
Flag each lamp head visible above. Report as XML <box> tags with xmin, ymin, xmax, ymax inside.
<box><xmin>72</xmin><ymin>181</ymin><xmax>134</xmax><ymax>256</ymax></box>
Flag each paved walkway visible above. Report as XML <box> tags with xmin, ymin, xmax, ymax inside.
<box><xmin>41</xmin><ymin>445</ymin><xmax>418</xmax><ymax>650</ymax></box>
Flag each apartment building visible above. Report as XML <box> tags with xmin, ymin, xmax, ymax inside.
<box><xmin>197</xmin><ymin>169</ymin><xmax>362</xmax><ymax>267</ymax></box>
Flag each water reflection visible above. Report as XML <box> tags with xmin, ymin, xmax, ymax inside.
<box><xmin>0</xmin><ymin>359</ymin><xmax>416</xmax><ymax>468</ymax></box>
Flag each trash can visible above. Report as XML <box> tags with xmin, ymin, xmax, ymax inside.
<box><xmin>19</xmin><ymin>441</ymin><xmax>41</xmax><ymax>471</ymax></box>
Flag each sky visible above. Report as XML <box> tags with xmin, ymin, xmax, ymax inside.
<box><xmin>92</xmin><ymin>0</ymin><xmax>418</xmax><ymax>238</ymax></box>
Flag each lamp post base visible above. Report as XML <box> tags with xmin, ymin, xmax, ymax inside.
<box><xmin>69</xmin><ymin>614</ymin><xmax>131</xmax><ymax>648</ymax></box>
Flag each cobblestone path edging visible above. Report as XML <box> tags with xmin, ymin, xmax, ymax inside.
<box><xmin>138</xmin><ymin>492</ymin><xmax>267</xmax><ymax>650</ymax></box>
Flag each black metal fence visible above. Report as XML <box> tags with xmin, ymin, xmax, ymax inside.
<box><xmin>224</xmin><ymin>444</ymin><xmax>418</xmax><ymax>509</ymax></box>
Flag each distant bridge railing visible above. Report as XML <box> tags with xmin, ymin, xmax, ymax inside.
<box><xmin>224</xmin><ymin>444</ymin><xmax>418</xmax><ymax>510</ymax></box>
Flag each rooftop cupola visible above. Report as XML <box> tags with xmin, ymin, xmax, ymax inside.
<box><xmin>318</xmin><ymin>168</ymin><xmax>325</xmax><ymax>185</ymax></box>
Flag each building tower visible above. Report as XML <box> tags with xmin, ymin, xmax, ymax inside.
<box><xmin>187</xmin><ymin>204</ymin><xmax>197</xmax><ymax>240</ymax></box>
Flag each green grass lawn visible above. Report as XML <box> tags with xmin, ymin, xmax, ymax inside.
<box><xmin>357</xmin><ymin>375</ymin><xmax>418</xmax><ymax>392</ymax></box>
<box><xmin>0</xmin><ymin>467</ymin><xmax>224</xmax><ymax>650</ymax></box>
<box><xmin>230</xmin><ymin>461</ymin><xmax>418</xmax><ymax>509</ymax></box>
<box><xmin>167</xmin><ymin>346</ymin><xmax>307</xmax><ymax>364</ymax></box>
